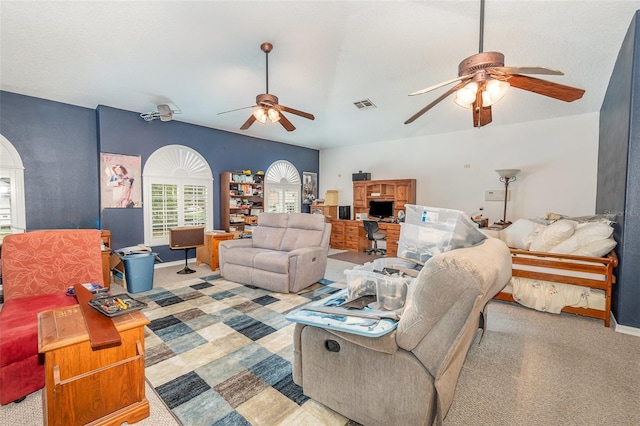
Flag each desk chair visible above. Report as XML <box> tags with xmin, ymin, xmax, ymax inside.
<box><xmin>169</xmin><ymin>226</ymin><xmax>205</xmax><ymax>274</ymax></box>
<box><xmin>362</xmin><ymin>220</ymin><xmax>386</xmax><ymax>255</ymax></box>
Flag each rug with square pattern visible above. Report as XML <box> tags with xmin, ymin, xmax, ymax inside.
<box><xmin>136</xmin><ymin>273</ymin><xmax>359</xmax><ymax>426</ymax></box>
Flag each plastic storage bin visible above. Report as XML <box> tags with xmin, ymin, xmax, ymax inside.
<box><xmin>119</xmin><ymin>252</ymin><xmax>155</xmax><ymax>293</ymax></box>
<box><xmin>397</xmin><ymin>205</ymin><xmax>486</xmax><ymax>264</ymax></box>
<box><xmin>345</xmin><ymin>258</ymin><xmax>419</xmax><ymax>310</ymax></box>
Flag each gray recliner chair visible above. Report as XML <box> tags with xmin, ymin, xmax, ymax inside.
<box><xmin>292</xmin><ymin>238</ymin><xmax>511</xmax><ymax>426</ymax></box>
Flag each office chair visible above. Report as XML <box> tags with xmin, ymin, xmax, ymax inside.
<box><xmin>169</xmin><ymin>226</ymin><xmax>205</xmax><ymax>274</ymax></box>
<box><xmin>362</xmin><ymin>220</ymin><xmax>386</xmax><ymax>255</ymax></box>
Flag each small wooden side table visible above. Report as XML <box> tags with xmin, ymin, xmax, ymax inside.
<box><xmin>197</xmin><ymin>231</ymin><xmax>234</xmax><ymax>271</ymax></box>
<box><xmin>38</xmin><ymin>305</ymin><xmax>150</xmax><ymax>426</ymax></box>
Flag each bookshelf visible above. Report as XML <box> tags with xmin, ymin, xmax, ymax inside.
<box><xmin>220</xmin><ymin>171</ymin><xmax>264</xmax><ymax>232</ymax></box>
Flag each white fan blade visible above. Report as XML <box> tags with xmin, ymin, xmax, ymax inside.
<box><xmin>409</xmin><ymin>75</ymin><xmax>473</xmax><ymax>96</ymax></box>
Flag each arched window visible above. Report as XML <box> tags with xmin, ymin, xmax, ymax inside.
<box><xmin>143</xmin><ymin>145</ymin><xmax>213</xmax><ymax>246</ymax></box>
<box><xmin>265</xmin><ymin>160</ymin><xmax>301</xmax><ymax>213</ymax></box>
<box><xmin>0</xmin><ymin>134</ymin><xmax>26</xmax><ymax>235</ymax></box>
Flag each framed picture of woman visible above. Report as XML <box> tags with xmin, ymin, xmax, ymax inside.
<box><xmin>100</xmin><ymin>153</ymin><xmax>142</xmax><ymax>208</ymax></box>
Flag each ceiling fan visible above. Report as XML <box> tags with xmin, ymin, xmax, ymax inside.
<box><xmin>405</xmin><ymin>0</ymin><xmax>585</xmax><ymax>128</ymax></box>
<box><xmin>219</xmin><ymin>42</ymin><xmax>315</xmax><ymax>132</ymax></box>
<box><xmin>140</xmin><ymin>104</ymin><xmax>181</xmax><ymax>122</ymax></box>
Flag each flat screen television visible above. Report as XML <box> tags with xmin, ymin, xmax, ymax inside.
<box><xmin>369</xmin><ymin>200</ymin><xmax>394</xmax><ymax>219</ymax></box>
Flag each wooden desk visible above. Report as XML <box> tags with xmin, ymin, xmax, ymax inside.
<box><xmin>196</xmin><ymin>232</ymin><xmax>234</xmax><ymax>271</ymax></box>
<box><xmin>329</xmin><ymin>219</ymin><xmax>401</xmax><ymax>257</ymax></box>
<box><xmin>38</xmin><ymin>305</ymin><xmax>150</xmax><ymax>426</ymax></box>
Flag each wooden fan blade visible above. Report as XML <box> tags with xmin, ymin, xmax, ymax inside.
<box><xmin>278</xmin><ymin>105</ymin><xmax>315</xmax><ymax>120</ymax></box>
<box><xmin>277</xmin><ymin>112</ymin><xmax>296</xmax><ymax>132</ymax></box>
<box><xmin>507</xmin><ymin>74</ymin><xmax>585</xmax><ymax>102</ymax></box>
<box><xmin>409</xmin><ymin>75</ymin><xmax>473</xmax><ymax>96</ymax></box>
<box><xmin>404</xmin><ymin>81</ymin><xmax>468</xmax><ymax>125</ymax></box>
<box><xmin>489</xmin><ymin>66</ymin><xmax>564</xmax><ymax>76</ymax></box>
<box><xmin>472</xmin><ymin>90</ymin><xmax>492</xmax><ymax>127</ymax></box>
<box><xmin>218</xmin><ymin>105</ymin><xmax>256</xmax><ymax>115</ymax></box>
<box><xmin>240</xmin><ymin>115</ymin><xmax>257</xmax><ymax>130</ymax></box>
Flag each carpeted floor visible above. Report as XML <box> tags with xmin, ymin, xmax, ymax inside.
<box><xmin>3</xmin><ymin>259</ymin><xmax>639</xmax><ymax>425</ymax></box>
<box><xmin>135</xmin><ymin>272</ymin><xmax>357</xmax><ymax>425</ymax></box>
<box><xmin>327</xmin><ymin>250</ymin><xmax>385</xmax><ymax>265</ymax></box>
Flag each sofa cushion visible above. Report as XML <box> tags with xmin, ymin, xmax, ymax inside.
<box><xmin>222</xmin><ymin>247</ymin><xmax>271</xmax><ymax>267</ymax></box>
<box><xmin>252</xmin><ymin>213</ymin><xmax>289</xmax><ymax>250</ymax></box>
<box><xmin>0</xmin><ymin>294</ymin><xmax>77</xmax><ymax>367</ymax></box>
<box><xmin>253</xmin><ymin>251</ymin><xmax>290</xmax><ymax>274</ymax></box>
<box><xmin>280</xmin><ymin>213</ymin><xmax>325</xmax><ymax>251</ymax></box>
<box><xmin>1</xmin><ymin>229</ymin><xmax>104</xmax><ymax>300</ymax></box>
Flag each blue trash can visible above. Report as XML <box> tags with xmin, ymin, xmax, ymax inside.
<box><xmin>119</xmin><ymin>252</ymin><xmax>156</xmax><ymax>293</ymax></box>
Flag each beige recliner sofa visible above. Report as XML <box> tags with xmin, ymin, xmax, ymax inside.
<box><xmin>292</xmin><ymin>237</ymin><xmax>511</xmax><ymax>426</ymax></box>
<box><xmin>219</xmin><ymin>212</ymin><xmax>331</xmax><ymax>293</ymax></box>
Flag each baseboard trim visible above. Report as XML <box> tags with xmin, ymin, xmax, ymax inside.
<box><xmin>611</xmin><ymin>314</ymin><xmax>640</xmax><ymax>337</ymax></box>
<box><xmin>154</xmin><ymin>258</ymin><xmax>197</xmax><ymax>269</ymax></box>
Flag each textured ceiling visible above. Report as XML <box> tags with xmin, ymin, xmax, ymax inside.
<box><xmin>2</xmin><ymin>1</ymin><xmax>639</xmax><ymax>149</ymax></box>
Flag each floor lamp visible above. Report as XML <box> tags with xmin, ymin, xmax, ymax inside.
<box><xmin>494</xmin><ymin>169</ymin><xmax>520</xmax><ymax>227</ymax></box>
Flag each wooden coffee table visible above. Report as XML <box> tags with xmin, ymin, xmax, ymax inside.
<box><xmin>38</xmin><ymin>304</ymin><xmax>150</xmax><ymax>425</ymax></box>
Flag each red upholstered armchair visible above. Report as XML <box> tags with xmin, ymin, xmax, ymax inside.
<box><xmin>0</xmin><ymin>229</ymin><xmax>104</xmax><ymax>404</ymax></box>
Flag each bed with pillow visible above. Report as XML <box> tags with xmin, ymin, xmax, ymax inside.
<box><xmin>483</xmin><ymin>216</ymin><xmax>617</xmax><ymax>327</ymax></box>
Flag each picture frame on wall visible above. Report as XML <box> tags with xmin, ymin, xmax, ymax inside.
<box><xmin>100</xmin><ymin>152</ymin><xmax>142</xmax><ymax>208</ymax></box>
<box><xmin>303</xmin><ymin>172</ymin><xmax>317</xmax><ymax>204</ymax></box>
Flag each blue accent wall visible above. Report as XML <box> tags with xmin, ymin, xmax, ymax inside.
<box><xmin>0</xmin><ymin>92</ymin><xmax>319</xmax><ymax>263</ymax></box>
<box><xmin>0</xmin><ymin>91</ymin><xmax>100</xmax><ymax>229</ymax></box>
<box><xmin>598</xmin><ymin>10</ymin><xmax>640</xmax><ymax>328</ymax></box>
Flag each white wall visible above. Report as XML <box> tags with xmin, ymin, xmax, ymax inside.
<box><xmin>319</xmin><ymin>113</ymin><xmax>599</xmax><ymax>223</ymax></box>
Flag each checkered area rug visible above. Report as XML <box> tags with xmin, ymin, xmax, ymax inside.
<box><xmin>135</xmin><ymin>273</ymin><xmax>358</xmax><ymax>425</ymax></box>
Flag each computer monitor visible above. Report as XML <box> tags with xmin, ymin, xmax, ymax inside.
<box><xmin>369</xmin><ymin>200</ymin><xmax>394</xmax><ymax>219</ymax></box>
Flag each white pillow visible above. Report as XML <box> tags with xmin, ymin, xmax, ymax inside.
<box><xmin>549</xmin><ymin>222</ymin><xmax>614</xmax><ymax>254</ymax></box>
<box><xmin>529</xmin><ymin>220</ymin><xmax>577</xmax><ymax>252</ymax></box>
<box><xmin>570</xmin><ymin>238</ymin><xmax>617</xmax><ymax>258</ymax></box>
<box><xmin>502</xmin><ymin>219</ymin><xmax>543</xmax><ymax>250</ymax></box>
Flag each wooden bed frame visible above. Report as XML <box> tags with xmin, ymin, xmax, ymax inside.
<box><xmin>494</xmin><ymin>248</ymin><xmax>618</xmax><ymax>327</ymax></box>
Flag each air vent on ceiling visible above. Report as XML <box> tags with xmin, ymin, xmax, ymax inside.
<box><xmin>353</xmin><ymin>99</ymin><xmax>377</xmax><ymax>110</ymax></box>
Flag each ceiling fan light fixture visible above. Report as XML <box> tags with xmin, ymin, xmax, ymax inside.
<box><xmin>253</xmin><ymin>107</ymin><xmax>268</xmax><ymax>124</ymax></box>
<box><xmin>267</xmin><ymin>107</ymin><xmax>281</xmax><ymax>123</ymax></box>
<box><xmin>482</xmin><ymin>79</ymin><xmax>510</xmax><ymax>107</ymax></box>
<box><xmin>454</xmin><ymin>82</ymin><xmax>479</xmax><ymax>108</ymax></box>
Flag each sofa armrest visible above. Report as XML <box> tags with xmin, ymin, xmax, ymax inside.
<box><xmin>287</xmin><ymin>245</ymin><xmax>323</xmax><ymax>259</ymax></box>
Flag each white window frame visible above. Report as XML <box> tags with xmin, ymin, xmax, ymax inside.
<box><xmin>0</xmin><ymin>134</ymin><xmax>26</xmax><ymax>234</ymax></box>
<box><xmin>265</xmin><ymin>160</ymin><xmax>301</xmax><ymax>213</ymax></box>
<box><xmin>143</xmin><ymin>145</ymin><xmax>213</xmax><ymax>246</ymax></box>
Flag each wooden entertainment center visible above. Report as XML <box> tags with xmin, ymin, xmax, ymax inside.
<box><xmin>330</xmin><ymin>178</ymin><xmax>416</xmax><ymax>255</ymax></box>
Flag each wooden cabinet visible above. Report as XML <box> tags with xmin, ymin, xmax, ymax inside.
<box><xmin>196</xmin><ymin>232</ymin><xmax>234</xmax><ymax>271</ymax></box>
<box><xmin>220</xmin><ymin>171</ymin><xmax>264</xmax><ymax>232</ymax></box>
<box><xmin>380</xmin><ymin>222</ymin><xmax>401</xmax><ymax>257</ymax></box>
<box><xmin>353</xmin><ymin>179</ymin><xmax>416</xmax><ymax>219</ymax></box>
<box><xmin>344</xmin><ymin>221</ymin><xmax>364</xmax><ymax>252</ymax></box>
<box><xmin>310</xmin><ymin>205</ymin><xmax>337</xmax><ymax>219</ymax></box>
<box><xmin>38</xmin><ymin>305</ymin><xmax>149</xmax><ymax>426</ymax></box>
<box><xmin>330</xmin><ymin>220</ymin><xmax>346</xmax><ymax>249</ymax></box>
<box><xmin>353</xmin><ymin>182</ymin><xmax>367</xmax><ymax>209</ymax></box>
